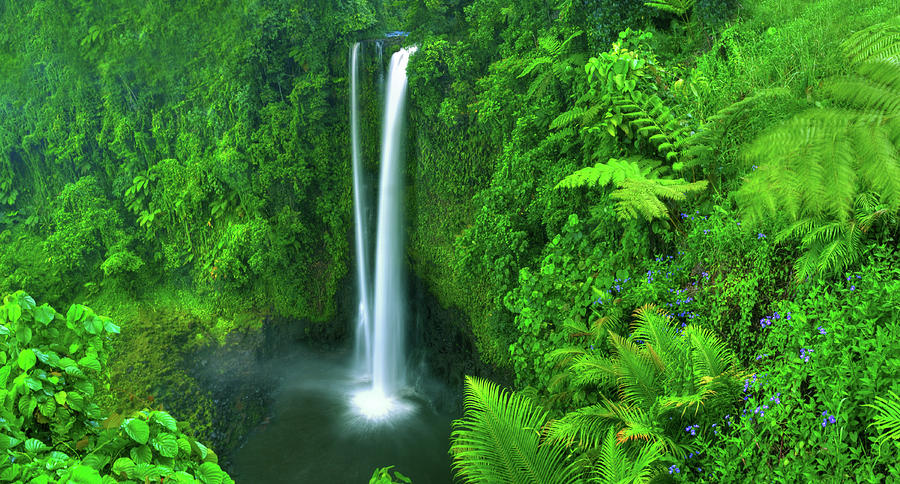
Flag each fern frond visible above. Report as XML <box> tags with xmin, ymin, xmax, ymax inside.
<box><xmin>684</xmin><ymin>325</ymin><xmax>735</xmax><ymax>378</ymax></box>
<box><xmin>613</xmin><ymin>92</ymin><xmax>685</xmax><ymax>160</ymax></box>
<box><xmin>864</xmin><ymin>390</ymin><xmax>900</xmax><ymax>445</ymax></box>
<box><xmin>547</xmin><ymin>401</ymin><xmax>619</xmax><ymax>449</ymax></box>
<box><xmin>827</xmin><ymin>61</ymin><xmax>900</xmax><ymax>114</ymax></box>
<box><xmin>569</xmin><ymin>353</ymin><xmax>618</xmax><ymax>389</ymax></box>
<box><xmin>611</xmin><ymin>177</ymin><xmax>708</xmax><ymax>221</ymax></box>
<box><xmin>842</xmin><ymin>16</ymin><xmax>900</xmax><ymax>64</ymax></box>
<box><xmin>609</xmin><ymin>332</ymin><xmax>662</xmax><ymax>408</ymax></box>
<box><xmin>450</xmin><ymin>376</ymin><xmax>581</xmax><ymax>484</ymax></box>
<box><xmin>630</xmin><ymin>305</ymin><xmax>677</xmax><ymax>362</ymax></box>
<box><xmin>551</xmin><ymin>106</ymin><xmax>588</xmax><ymax>131</ymax></box>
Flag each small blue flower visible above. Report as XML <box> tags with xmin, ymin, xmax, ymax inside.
<box><xmin>818</xmin><ymin>326</ymin><xmax>827</xmax><ymax>335</ymax></box>
<box><xmin>757</xmin><ymin>233</ymin><xmax>766</xmax><ymax>239</ymax></box>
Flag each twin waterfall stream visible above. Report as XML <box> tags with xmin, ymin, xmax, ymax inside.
<box><xmin>351</xmin><ymin>43</ymin><xmax>418</xmax><ymax>419</ymax></box>
<box><xmin>232</xmin><ymin>40</ymin><xmax>452</xmax><ymax>484</ymax></box>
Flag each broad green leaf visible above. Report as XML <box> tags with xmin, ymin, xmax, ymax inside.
<box><xmin>103</xmin><ymin>320</ymin><xmax>121</xmax><ymax>334</ymax></box>
<box><xmin>73</xmin><ymin>380</ymin><xmax>95</xmax><ymax>396</ymax></box>
<box><xmin>40</xmin><ymin>398</ymin><xmax>56</xmax><ymax>417</ymax></box>
<box><xmin>84</xmin><ymin>317</ymin><xmax>103</xmax><ymax>335</ymax></box>
<box><xmin>18</xmin><ymin>395</ymin><xmax>36</xmax><ymax>416</ymax></box>
<box><xmin>67</xmin><ymin>305</ymin><xmax>84</xmax><ymax>324</ymax></box>
<box><xmin>8</xmin><ymin>303</ymin><xmax>21</xmax><ymax>323</ymax></box>
<box><xmin>67</xmin><ymin>391</ymin><xmax>85</xmax><ymax>411</ymax></box>
<box><xmin>0</xmin><ymin>366</ymin><xmax>9</xmax><ymax>387</ymax></box>
<box><xmin>65</xmin><ymin>365</ymin><xmax>85</xmax><ymax>378</ymax></box>
<box><xmin>130</xmin><ymin>444</ymin><xmax>153</xmax><ymax>464</ymax></box>
<box><xmin>197</xmin><ymin>462</ymin><xmax>225</xmax><ymax>484</ymax></box>
<box><xmin>152</xmin><ymin>432</ymin><xmax>178</xmax><ymax>458</ymax></box>
<box><xmin>0</xmin><ymin>433</ymin><xmax>16</xmax><ymax>450</ymax></box>
<box><xmin>68</xmin><ymin>464</ymin><xmax>102</xmax><ymax>484</ymax></box>
<box><xmin>81</xmin><ymin>453</ymin><xmax>108</xmax><ymax>470</ymax></box>
<box><xmin>24</xmin><ymin>438</ymin><xmax>49</xmax><ymax>454</ymax></box>
<box><xmin>24</xmin><ymin>376</ymin><xmax>42</xmax><ymax>391</ymax></box>
<box><xmin>170</xmin><ymin>471</ymin><xmax>199</xmax><ymax>483</ymax></box>
<box><xmin>112</xmin><ymin>457</ymin><xmax>135</xmax><ymax>476</ymax></box>
<box><xmin>15</xmin><ymin>325</ymin><xmax>32</xmax><ymax>344</ymax></box>
<box><xmin>152</xmin><ymin>411</ymin><xmax>178</xmax><ymax>431</ymax></box>
<box><xmin>78</xmin><ymin>356</ymin><xmax>101</xmax><ymax>372</ymax></box>
<box><xmin>0</xmin><ymin>464</ymin><xmax>20</xmax><ymax>481</ymax></box>
<box><xmin>17</xmin><ymin>349</ymin><xmax>36</xmax><ymax>370</ymax></box>
<box><xmin>124</xmin><ymin>418</ymin><xmax>150</xmax><ymax>444</ymax></box>
<box><xmin>21</xmin><ymin>295</ymin><xmax>35</xmax><ymax>310</ymax></box>
<box><xmin>177</xmin><ymin>436</ymin><xmax>191</xmax><ymax>455</ymax></box>
<box><xmin>192</xmin><ymin>440</ymin><xmax>209</xmax><ymax>459</ymax></box>
<box><xmin>55</xmin><ymin>391</ymin><xmax>67</xmax><ymax>405</ymax></box>
<box><xmin>0</xmin><ymin>325</ymin><xmax>9</xmax><ymax>335</ymax></box>
<box><xmin>33</xmin><ymin>305</ymin><xmax>54</xmax><ymax>325</ymax></box>
<box><xmin>132</xmin><ymin>463</ymin><xmax>164</xmax><ymax>480</ymax></box>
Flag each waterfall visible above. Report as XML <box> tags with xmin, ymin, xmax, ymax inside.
<box><xmin>350</xmin><ymin>44</ymin><xmax>417</xmax><ymax>420</ymax></box>
<box><xmin>371</xmin><ymin>46</ymin><xmax>416</xmax><ymax>398</ymax></box>
<box><xmin>350</xmin><ymin>42</ymin><xmax>372</xmax><ymax>380</ymax></box>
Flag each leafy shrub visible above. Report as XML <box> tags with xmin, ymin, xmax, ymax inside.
<box><xmin>45</xmin><ymin>177</ymin><xmax>122</xmax><ymax>279</ymax></box>
<box><xmin>673</xmin><ymin>246</ymin><xmax>900</xmax><ymax>481</ymax></box>
<box><xmin>0</xmin><ymin>291</ymin><xmax>233</xmax><ymax>483</ymax></box>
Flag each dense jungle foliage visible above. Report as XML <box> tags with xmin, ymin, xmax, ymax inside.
<box><xmin>3</xmin><ymin>0</ymin><xmax>900</xmax><ymax>482</ymax></box>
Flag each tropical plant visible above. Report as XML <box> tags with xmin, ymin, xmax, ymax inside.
<box><xmin>450</xmin><ymin>376</ymin><xmax>581</xmax><ymax>484</ymax></box>
<box><xmin>450</xmin><ymin>376</ymin><xmax>667</xmax><ymax>483</ymax></box>
<box><xmin>369</xmin><ymin>466</ymin><xmax>413</xmax><ymax>484</ymax></box>
<box><xmin>556</xmin><ymin>157</ymin><xmax>708</xmax><ymax>221</ymax></box>
<box><xmin>592</xmin><ymin>429</ymin><xmax>663</xmax><ymax>484</ymax></box>
<box><xmin>0</xmin><ymin>290</ymin><xmax>233</xmax><ymax>483</ymax></box>
<box><xmin>865</xmin><ymin>390</ymin><xmax>900</xmax><ymax>446</ymax></box>
<box><xmin>546</xmin><ymin>305</ymin><xmax>742</xmax><ymax>456</ymax></box>
<box><xmin>736</xmin><ymin>17</ymin><xmax>900</xmax><ymax>281</ymax></box>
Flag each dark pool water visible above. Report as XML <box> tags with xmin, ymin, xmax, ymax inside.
<box><xmin>230</xmin><ymin>348</ymin><xmax>453</xmax><ymax>483</ymax></box>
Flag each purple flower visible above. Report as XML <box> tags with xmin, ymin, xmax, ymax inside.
<box><xmin>850</xmin><ymin>285</ymin><xmax>856</xmax><ymax>291</ymax></box>
<box><xmin>757</xmin><ymin>233</ymin><xmax>766</xmax><ymax>239</ymax></box>
<box><xmin>800</xmin><ymin>348</ymin><xmax>814</xmax><ymax>362</ymax></box>
<box><xmin>818</xmin><ymin>326</ymin><xmax>827</xmax><ymax>335</ymax></box>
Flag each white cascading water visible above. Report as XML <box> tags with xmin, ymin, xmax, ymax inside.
<box><xmin>350</xmin><ymin>42</ymin><xmax>373</xmax><ymax>380</ymax></box>
<box><xmin>352</xmin><ymin>46</ymin><xmax>417</xmax><ymax>420</ymax></box>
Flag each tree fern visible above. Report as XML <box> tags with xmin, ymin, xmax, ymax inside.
<box><xmin>864</xmin><ymin>390</ymin><xmax>900</xmax><ymax>445</ymax></box>
<box><xmin>738</xmin><ymin>23</ymin><xmax>900</xmax><ymax>280</ymax></box>
<box><xmin>547</xmin><ymin>306</ymin><xmax>741</xmax><ymax>456</ymax></box>
<box><xmin>610</xmin><ymin>90</ymin><xmax>688</xmax><ymax>162</ymax></box>
<box><xmin>842</xmin><ymin>16</ymin><xmax>900</xmax><ymax>64</ymax></box>
<box><xmin>680</xmin><ymin>88</ymin><xmax>792</xmax><ymax>172</ymax></box>
<box><xmin>592</xmin><ymin>430</ymin><xmax>663</xmax><ymax>484</ymax></box>
<box><xmin>557</xmin><ymin>157</ymin><xmax>707</xmax><ymax>222</ymax></box>
<box><xmin>450</xmin><ymin>376</ymin><xmax>581</xmax><ymax>484</ymax></box>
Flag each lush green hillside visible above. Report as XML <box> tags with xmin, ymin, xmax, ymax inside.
<box><xmin>2</xmin><ymin>0</ymin><xmax>900</xmax><ymax>482</ymax></box>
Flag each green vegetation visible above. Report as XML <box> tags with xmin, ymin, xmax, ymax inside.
<box><xmin>0</xmin><ymin>291</ymin><xmax>230</xmax><ymax>483</ymax></box>
<box><xmin>2</xmin><ymin>0</ymin><xmax>900</xmax><ymax>482</ymax></box>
